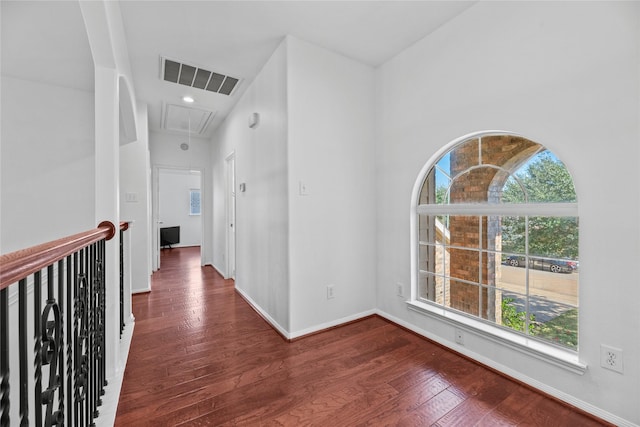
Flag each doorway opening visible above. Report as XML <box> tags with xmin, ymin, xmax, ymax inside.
<box><xmin>154</xmin><ymin>167</ymin><xmax>203</xmax><ymax>270</ymax></box>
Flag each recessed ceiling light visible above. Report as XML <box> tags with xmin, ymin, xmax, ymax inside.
<box><xmin>182</xmin><ymin>96</ymin><xmax>194</xmax><ymax>103</ymax></box>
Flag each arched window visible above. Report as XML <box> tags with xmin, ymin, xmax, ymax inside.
<box><xmin>412</xmin><ymin>132</ymin><xmax>579</xmax><ymax>352</ymax></box>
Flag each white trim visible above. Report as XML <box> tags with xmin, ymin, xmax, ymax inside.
<box><xmin>289</xmin><ymin>309</ymin><xmax>378</xmax><ymax>340</ymax></box>
<box><xmin>410</xmin><ymin>130</ymin><xmax>581</xmax><ymax>371</ymax></box>
<box><xmin>417</xmin><ymin>202</ymin><xmax>578</xmax><ymax>216</ymax></box>
<box><xmin>406</xmin><ymin>300</ymin><xmax>585</xmax><ymax>374</ymax></box>
<box><xmin>153</xmin><ymin>164</ymin><xmax>206</xmax><ymax>270</ymax></box>
<box><xmin>224</xmin><ymin>151</ymin><xmax>236</xmax><ymax>280</ymax></box>
<box><xmin>376</xmin><ymin>309</ymin><xmax>636</xmax><ymax>427</ymax></box>
<box><xmin>209</xmin><ymin>262</ymin><xmax>226</xmax><ymax>279</ymax></box>
<box><xmin>96</xmin><ymin>321</ymin><xmax>135</xmax><ymax>427</ymax></box>
<box><xmin>234</xmin><ymin>286</ymin><xmax>290</xmax><ymax>339</ymax></box>
<box><xmin>235</xmin><ymin>284</ymin><xmax>377</xmax><ymax>341</ymax></box>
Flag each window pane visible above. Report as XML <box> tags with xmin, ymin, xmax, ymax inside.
<box><xmin>448</xmin><ymin>248</ymin><xmax>480</xmax><ymax>284</ymax></box>
<box><xmin>419</xmin><ymin>272</ymin><xmax>448</xmax><ymax>305</ymax></box>
<box><xmin>480</xmin><ymin>250</ymin><xmax>502</xmax><ymax>287</ymax></box>
<box><xmin>479</xmin><ymin>285</ymin><xmax>504</xmax><ymax>323</ymax></box>
<box><xmin>421</xmin><ymin>162</ymin><xmax>451</xmax><ymax>205</ymax></box>
<box><xmin>450</xmin><ymin>138</ymin><xmax>480</xmax><ymax>173</ymax></box>
<box><xmin>528</xmin><ymin>262</ymin><xmax>578</xmax><ymax>307</ymax></box>
<box><xmin>449</xmin><ymin>167</ymin><xmax>498</xmax><ymax>204</ymax></box>
<box><xmin>189</xmin><ymin>189</ymin><xmax>201</xmax><ymax>215</ymax></box>
<box><xmin>528</xmin><ymin>296</ymin><xmax>578</xmax><ymax>350</ymax></box>
<box><xmin>480</xmin><ymin>135</ymin><xmax>541</xmax><ymax>167</ymax></box>
<box><xmin>500</xmin><ymin>216</ymin><xmax>526</xmax><ymax>254</ymax></box>
<box><xmin>505</xmin><ymin>150</ymin><xmax>577</xmax><ymax>204</ymax></box>
<box><xmin>449</xmin><ymin>279</ymin><xmax>481</xmax><ymax>316</ymax></box>
<box><xmin>418</xmin><ymin>215</ymin><xmax>450</xmax><ymax>244</ymax></box>
<box><xmin>497</xmin><ymin>253</ymin><xmax>528</xmax><ymax>296</ymax></box>
<box><xmin>449</xmin><ymin>215</ymin><xmax>481</xmax><ymax>249</ymax></box>
<box><xmin>502</xmin><ymin>175</ymin><xmax>527</xmax><ymax>204</ymax></box>
<box><xmin>500</xmin><ymin>290</ymin><xmax>534</xmax><ymax>334</ymax></box>
<box><xmin>528</xmin><ymin>216</ymin><xmax>579</xmax><ymax>260</ymax></box>
<box><xmin>419</xmin><ymin>244</ymin><xmax>443</xmax><ymax>274</ymax></box>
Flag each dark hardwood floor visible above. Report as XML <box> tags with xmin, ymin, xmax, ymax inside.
<box><xmin>115</xmin><ymin>247</ymin><xmax>609</xmax><ymax>426</ymax></box>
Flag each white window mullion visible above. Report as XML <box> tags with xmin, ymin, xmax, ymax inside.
<box><xmin>417</xmin><ymin>202</ymin><xmax>578</xmax><ymax>217</ymax></box>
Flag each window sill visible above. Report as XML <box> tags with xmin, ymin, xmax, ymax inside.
<box><xmin>406</xmin><ymin>300</ymin><xmax>587</xmax><ymax>375</ymax></box>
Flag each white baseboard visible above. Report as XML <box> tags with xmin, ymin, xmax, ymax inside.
<box><xmin>209</xmin><ymin>262</ymin><xmax>226</xmax><ymax>278</ymax></box>
<box><xmin>96</xmin><ymin>319</ymin><xmax>135</xmax><ymax>427</ymax></box>
<box><xmin>375</xmin><ymin>309</ymin><xmax>637</xmax><ymax>427</ymax></box>
<box><xmin>234</xmin><ymin>286</ymin><xmax>290</xmax><ymax>339</ymax></box>
<box><xmin>234</xmin><ymin>286</ymin><xmax>376</xmax><ymax>341</ymax></box>
<box><xmin>289</xmin><ymin>309</ymin><xmax>378</xmax><ymax>340</ymax></box>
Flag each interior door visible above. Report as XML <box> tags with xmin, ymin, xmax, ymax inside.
<box><xmin>226</xmin><ymin>153</ymin><xmax>236</xmax><ymax>279</ymax></box>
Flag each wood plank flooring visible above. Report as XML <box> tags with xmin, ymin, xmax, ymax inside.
<box><xmin>115</xmin><ymin>247</ymin><xmax>610</xmax><ymax>426</ymax></box>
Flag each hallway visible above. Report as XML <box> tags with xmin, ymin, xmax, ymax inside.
<box><xmin>115</xmin><ymin>247</ymin><xmax>609</xmax><ymax>426</ymax></box>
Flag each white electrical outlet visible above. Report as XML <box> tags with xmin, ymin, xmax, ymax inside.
<box><xmin>455</xmin><ymin>328</ymin><xmax>464</xmax><ymax>345</ymax></box>
<box><xmin>601</xmin><ymin>344</ymin><xmax>623</xmax><ymax>374</ymax></box>
<box><xmin>396</xmin><ymin>283</ymin><xmax>404</xmax><ymax>297</ymax></box>
<box><xmin>327</xmin><ymin>284</ymin><xmax>335</xmax><ymax>299</ymax></box>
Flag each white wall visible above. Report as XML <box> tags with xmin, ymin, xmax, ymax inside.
<box><xmin>0</xmin><ymin>77</ymin><xmax>95</xmax><ymax>253</ymax></box>
<box><xmin>211</xmin><ymin>36</ymin><xmax>377</xmax><ymax>338</ymax></box>
<box><xmin>0</xmin><ymin>73</ymin><xmax>95</xmax><ymax>427</ymax></box>
<box><xmin>375</xmin><ymin>2</ymin><xmax>640</xmax><ymax>425</ymax></box>
<box><xmin>286</xmin><ymin>37</ymin><xmax>377</xmax><ymax>336</ymax></box>
<box><xmin>212</xmin><ymin>40</ymin><xmax>290</xmax><ymax>333</ymax></box>
<box><xmin>150</xmin><ymin>131</ymin><xmax>212</xmax><ymax>266</ymax></box>
<box><xmin>158</xmin><ymin>169</ymin><xmax>201</xmax><ymax>247</ymax></box>
<box><xmin>120</xmin><ymin>103</ymin><xmax>152</xmax><ymax>293</ymax></box>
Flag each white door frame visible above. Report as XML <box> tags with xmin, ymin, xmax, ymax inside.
<box><xmin>152</xmin><ymin>165</ymin><xmax>205</xmax><ymax>271</ymax></box>
<box><xmin>225</xmin><ymin>152</ymin><xmax>236</xmax><ymax>279</ymax></box>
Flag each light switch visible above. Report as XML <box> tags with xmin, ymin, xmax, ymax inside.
<box><xmin>299</xmin><ymin>181</ymin><xmax>309</xmax><ymax>196</ymax></box>
<box><xmin>125</xmin><ymin>192</ymin><xmax>138</xmax><ymax>203</ymax></box>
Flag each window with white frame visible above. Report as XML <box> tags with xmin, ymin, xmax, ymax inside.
<box><xmin>189</xmin><ymin>189</ymin><xmax>201</xmax><ymax>216</ymax></box>
<box><xmin>411</xmin><ymin>132</ymin><xmax>579</xmax><ymax>352</ymax></box>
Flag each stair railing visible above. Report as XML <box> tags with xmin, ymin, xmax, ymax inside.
<box><xmin>0</xmin><ymin>221</ymin><xmax>124</xmax><ymax>426</ymax></box>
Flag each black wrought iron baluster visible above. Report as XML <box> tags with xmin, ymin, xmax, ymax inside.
<box><xmin>97</xmin><ymin>238</ymin><xmax>107</xmax><ymax>401</ymax></box>
<box><xmin>58</xmin><ymin>259</ymin><xmax>66</xmax><ymax>427</ymax></box>
<box><xmin>82</xmin><ymin>247</ymin><xmax>90</xmax><ymax>427</ymax></box>
<box><xmin>67</xmin><ymin>254</ymin><xmax>74</xmax><ymax>427</ymax></box>
<box><xmin>41</xmin><ymin>264</ymin><xmax>63</xmax><ymax>426</ymax></box>
<box><xmin>119</xmin><ymin>229</ymin><xmax>124</xmax><ymax>338</ymax></box>
<box><xmin>34</xmin><ymin>270</ymin><xmax>43</xmax><ymax>426</ymax></box>
<box><xmin>89</xmin><ymin>243</ymin><xmax>97</xmax><ymax>426</ymax></box>
<box><xmin>19</xmin><ymin>278</ymin><xmax>28</xmax><ymax>426</ymax></box>
<box><xmin>0</xmin><ymin>286</ymin><xmax>9</xmax><ymax>427</ymax></box>
<box><xmin>75</xmin><ymin>248</ymin><xmax>88</xmax><ymax>427</ymax></box>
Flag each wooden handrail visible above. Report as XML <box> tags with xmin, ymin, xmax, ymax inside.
<box><xmin>0</xmin><ymin>221</ymin><xmax>117</xmax><ymax>291</ymax></box>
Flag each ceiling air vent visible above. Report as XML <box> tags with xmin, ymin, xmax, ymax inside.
<box><xmin>161</xmin><ymin>57</ymin><xmax>240</xmax><ymax>96</ymax></box>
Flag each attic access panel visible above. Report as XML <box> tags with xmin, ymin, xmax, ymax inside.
<box><xmin>162</xmin><ymin>58</ymin><xmax>240</xmax><ymax>96</ymax></box>
<box><xmin>161</xmin><ymin>103</ymin><xmax>216</xmax><ymax>136</ymax></box>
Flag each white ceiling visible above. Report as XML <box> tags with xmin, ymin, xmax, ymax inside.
<box><xmin>2</xmin><ymin>1</ymin><xmax>476</xmax><ymax>139</ymax></box>
<box><xmin>121</xmin><ymin>1</ymin><xmax>476</xmax><ymax>137</ymax></box>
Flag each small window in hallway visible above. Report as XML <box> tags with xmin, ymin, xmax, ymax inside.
<box><xmin>190</xmin><ymin>189</ymin><xmax>201</xmax><ymax>215</ymax></box>
<box><xmin>413</xmin><ymin>132</ymin><xmax>579</xmax><ymax>351</ymax></box>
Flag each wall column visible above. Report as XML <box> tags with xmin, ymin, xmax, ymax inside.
<box><xmin>95</xmin><ymin>65</ymin><xmax>120</xmax><ymax>379</ymax></box>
